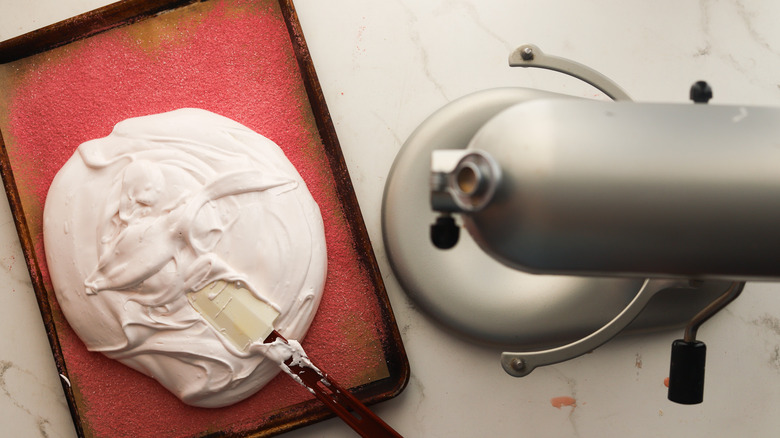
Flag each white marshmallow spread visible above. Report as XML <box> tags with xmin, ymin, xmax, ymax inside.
<box><xmin>43</xmin><ymin>109</ymin><xmax>327</xmax><ymax>408</ymax></box>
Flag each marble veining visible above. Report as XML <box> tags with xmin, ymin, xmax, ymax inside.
<box><xmin>753</xmin><ymin>313</ymin><xmax>780</xmax><ymax>337</ymax></box>
<box><xmin>433</xmin><ymin>0</ymin><xmax>514</xmax><ymax>54</ymax></box>
<box><xmin>551</xmin><ymin>367</ymin><xmax>581</xmax><ymax>437</ymax></box>
<box><xmin>0</xmin><ymin>360</ymin><xmax>67</xmax><ymax>438</ymax></box>
<box><xmin>751</xmin><ymin>313</ymin><xmax>780</xmax><ymax>372</ymax></box>
<box><xmin>732</xmin><ymin>0</ymin><xmax>775</xmax><ymax>53</ymax></box>
<box><xmin>395</xmin><ymin>0</ymin><xmax>450</xmax><ymax>100</ymax></box>
<box><xmin>697</xmin><ymin>0</ymin><xmax>780</xmax><ymax>92</ymax></box>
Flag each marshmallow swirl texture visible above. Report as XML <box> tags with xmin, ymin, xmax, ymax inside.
<box><xmin>43</xmin><ymin>109</ymin><xmax>327</xmax><ymax>408</ymax></box>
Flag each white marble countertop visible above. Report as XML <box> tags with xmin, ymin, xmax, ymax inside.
<box><xmin>3</xmin><ymin>1</ymin><xmax>780</xmax><ymax>437</ymax></box>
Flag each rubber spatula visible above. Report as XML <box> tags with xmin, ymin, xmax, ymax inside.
<box><xmin>188</xmin><ymin>280</ymin><xmax>402</xmax><ymax>438</ymax></box>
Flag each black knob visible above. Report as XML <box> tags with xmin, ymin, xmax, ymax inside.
<box><xmin>668</xmin><ymin>339</ymin><xmax>707</xmax><ymax>404</ymax></box>
<box><xmin>690</xmin><ymin>81</ymin><xmax>713</xmax><ymax>104</ymax></box>
<box><xmin>430</xmin><ymin>215</ymin><xmax>460</xmax><ymax>249</ymax></box>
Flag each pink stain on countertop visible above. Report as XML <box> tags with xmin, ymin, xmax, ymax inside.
<box><xmin>550</xmin><ymin>396</ymin><xmax>577</xmax><ymax>409</ymax></box>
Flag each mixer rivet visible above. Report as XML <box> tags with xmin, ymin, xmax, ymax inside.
<box><xmin>521</xmin><ymin>46</ymin><xmax>534</xmax><ymax>61</ymax></box>
<box><xmin>510</xmin><ymin>358</ymin><xmax>526</xmax><ymax>371</ymax></box>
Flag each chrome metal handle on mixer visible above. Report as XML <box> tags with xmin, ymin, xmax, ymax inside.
<box><xmin>509</xmin><ymin>44</ymin><xmax>632</xmax><ymax>102</ymax></box>
<box><xmin>501</xmin><ymin>279</ymin><xmax>696</xmax><ymax>377</ymax></box>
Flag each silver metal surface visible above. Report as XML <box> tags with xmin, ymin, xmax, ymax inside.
<box><xmin>382</xmin><ymin>88</ymin><xmax>733</xmax><ymax>348</ymax></box>
<box><xmin>501</xmin><ymin>279</ymin><xmax>692</xmax><ymax>377</ymax></box>
<box><xmin>431</xmin><ymin>150</ymin><xmax>501</xmax><ymax>213</ymax></box>
<box><xmin>684</xmin><ymin>282</ymin><xmax>743</xmax><ymax>342</ymax></box>
<box><xmin>460</xmin><ymin>99</ymin><xmax>780</xmax><ymax>280</ymax></box>
<box><xmin>509</xmin><ymin>44</ymin><xmax>632</xmax><ymax>101</ymax></box>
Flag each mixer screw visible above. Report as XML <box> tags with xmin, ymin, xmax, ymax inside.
<box><xmin>510</xmin><ymin>358</ymin><xmax>527</xmax><ymax>372</ymax></box>
<box><xmin>690</xmin><ymin>80</ymin><xmax>712</xmax><ymax>104</ymax></box>
<box><xmin>521</xmin><ymin>46</ymin><xmax>534</xmax><ymax>61</ymax></box>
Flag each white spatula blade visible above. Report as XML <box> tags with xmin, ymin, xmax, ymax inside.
<box><xmin>188</xmin><ymin>280</ymin><xmax>280</xmax><ymax>351</ymax></box>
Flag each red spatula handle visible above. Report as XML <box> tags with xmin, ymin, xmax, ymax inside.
<box><xmin>267</xmin><ymin>331</ymin><xmax>402</xmax><ymax>438</ymax></box>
